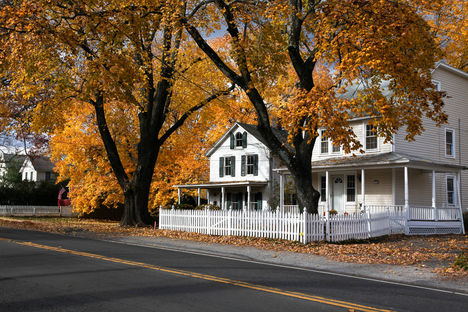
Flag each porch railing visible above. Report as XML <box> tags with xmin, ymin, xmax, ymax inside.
<box><xmin>408</xmin><ymin>206</ymin><xmax>461</xmax><ymax>221</ymax></box>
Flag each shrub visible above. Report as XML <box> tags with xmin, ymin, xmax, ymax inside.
<box><xmin>195</xmin><ymin>204</ymin><xmax>221</xmax><ymax>210</ymax></box>
<box><xmin>463</xmin><ymin>211</ymin><xmax>468</xmax><ymax>233</ymax></box>
<box><xmin>329</xmin><ymin>209</ymin><xmax>338</xmax><ymax>215</ymax></box>
<box><xmin>453</xmin><ymin>252</ymin><xmax>468</xmax><ymax>271</ymax></box>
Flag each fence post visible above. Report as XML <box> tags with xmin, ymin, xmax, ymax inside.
<box><xmin>366</xmin><ymin>211</ymin><xmax>372</xmax><ymax>238</ymax></box>
<box><xmin>228</xmin><ymin>208</ymin><xmax>232</xmax><ymax>236</ymax></box>
<box><xmin>171</xmin><ymin>205</ymin><xmax>174</xmax><ymax>231</ymax></box>
<box><xmin>207</xmin><ymin>208</ymin><xmax>211</xmax><ymax>235</ymax></box>
<box><xmin>325</xmin><ymin>211</ymin><xmax>330</xmax><ymax>242</ymax></box>
<box><xmin>33</xmin><ymin>207</ymin><xmax>36</xmax><ymax>216</ymax></box>
<box><xmin>276</xmin><ymin>207</ymin><xmax>280</xmax><ymax>239</ymax></box>
<box><xmin>302</xmin><ymin>208</ymin><xmax>307</xmax><ymax>244</ymax></box>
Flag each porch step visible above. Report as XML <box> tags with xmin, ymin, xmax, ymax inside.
<box><xmin>407</xmin><ymin>221</ymin><xmax>463</xmax><ymax>235</ymax></box>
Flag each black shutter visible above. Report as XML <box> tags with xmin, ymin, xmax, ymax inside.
<box><xmin>253</xmin><ymin>154</ymin><xmax>258</xmax><ymax>176</ymax></box>
<box><xmin>231</xmin><ymin>156</ymin><xmax>235</xmax><ymax>177</ymax></box>
<box><xmin>219</xmin><ymin>157</ymin><xmax>224</xmax><ymax>177</ymax></box>
<box><xmin>256</xmin><ymin>192</ymin><xmax>262</xmax><ymax>210</ymax></box>
<box><xmin>230</xmin><ymin>133</ymin><xmax>234</xmax><ymax>149</ymax></box>
<box><xmin>242</xmin><ymin>131</ymin><xmax>247</xmax><ymax>148</ymax></box>
<box><xmin>226</xmin><ymin>193</ymin><xmax>231</xmax><ymax>210</ymax></box>
<box><xmin>241</xmin><ymin>155</ymin><xmax>246</xmax><ymax>176</ymax></box>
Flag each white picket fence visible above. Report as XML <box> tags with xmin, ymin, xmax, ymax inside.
<box><xmin>0</xmin><ymin>205</ymin><xmax>75</xmax><ymax>217</ymax></box>
<box><xmin>159</xmin><ymin>209</ymin><xmax>400</xmax><ymax>243</ymax></box>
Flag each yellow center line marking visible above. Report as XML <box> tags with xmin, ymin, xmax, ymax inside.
<box><xmin>2</xmin><ymin>237</ymin><xmax>394</xmax><ymax>312</ymax></box>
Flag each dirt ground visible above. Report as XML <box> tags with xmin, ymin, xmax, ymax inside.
<box><xmin>1</xmin><ymin>216</ymin><xmax>467</xmax><ymax>279</ymax></box>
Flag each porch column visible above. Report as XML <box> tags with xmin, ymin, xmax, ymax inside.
<box><xmin>432</xmin><ymin>170</ymin><xmax>436</xmax><ymax>208</ymax></box>
<box><xmin>325</xmin><ymin>171</ymin><xmax>330</xmax><ymax>212</ymax></box>
<box><xmin>404</xmin><ymin>167</ymin><xmax>409</xmax><ymax>222</ymax></box>
<box><xmin>432</xmin><ymin>170</ymin><xmax>437</xmax><ymax>221</ymax></box>
<box><xmin>392</xmin><ymin>168</ymin><xmax>396</xmax><ymax>206</ymax></box>
<box><xmin>197</xmin><ymin>188</ymin><xmax>201</xmax><ymax>206</ymax></box>
<box><xmin>207</xmin><ymin>190</ymin><xmax>210</xmax><ymax>205</ymax></box>
<box><xmin>361</xmin><ymin>169</ymin><xmax>366</xmax><ymax>212</ymax></box>
<box><xmin>279</xmin><ymin>174</ymin><xmax>284</xmax><ymax>210</ymax></box>
<box><xmin>457</xmin><ymin>171</ymin><xmax>465</xmax><ymax>234</ymax></box>
<box><xmin>247</xmin><ymin>185</ymin><xmax>251</xmax><ymax>211</ymax></box>
<box><xmin>177</xmin><ymin>188</ymin><xmax>181</xmax><ymax>204</ymax></box>
<box><xmin>221</xmin><ymin>187</ymin><xmax>225</xmax><ymax>210</ymax></box>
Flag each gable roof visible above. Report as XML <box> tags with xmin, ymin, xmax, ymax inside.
<box><xmin>21</xmin><ymin>156</ymin><xmax>55</xmax><ymax>172</ymax></box>
<box><xmin>433</xmin><ymin>62</ymin><xmax>468</xmax><ymax>80</ymax></box>
<box><xmin>205</xmin><ymin>122</ymin><xmax>289</xmax><ymax>157</ymax></box>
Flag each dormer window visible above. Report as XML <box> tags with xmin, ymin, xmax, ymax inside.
<box><xmin>366</xmin><ymin>124</ymin><xmax>377</xmax><ymax>150</ymax></box>
<box><xmin>230</xmin><ymin>131</ymin><xmax>247</xmax><ymax>149</ymax></box>
<box><xmin>235</xmin><ymin>132</ymin><xmax>243</xmax><ymax>147</ymax></box>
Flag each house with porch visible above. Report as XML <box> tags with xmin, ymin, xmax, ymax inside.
<box><xmin>175</xmin><ymin>123</ymin><xmax>283</xmax><ymax>211</ymax></box>
<box><xmin>175</xmin><ymin>62</ymin><xmax>466</xmax><ymax>234</ymax></box>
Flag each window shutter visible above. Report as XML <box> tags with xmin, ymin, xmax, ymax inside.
<box><xmin>253</xmin><ymin>154</ymin><xmax>258</xmax><ymax>176</ymax></box>
<box><xmin>241</xmin><ymin>155</ymin><xmax>246</xmax><ymax>176</ymax></box>
<box><xmin>231</xmin><ymin>156</ymin><xmax>235</xmax><ymax>177</ymax></box>
<box><xmin>219</xmin><ymin>157</ymin><xmax>224</xmax><ymax>177</ymax></box>
<box><xmin>242</xmin><ymin>131</ymin><xmax>247</xmax><ymax>148</ymax></box>
<box><xmin>256</xmin><ymin>192</ymin><xmax>262</xmax><ymax>210</ymax></box>
<box><xmin>226</xmin><ymin>193</ymin><xmax>232</xmax><ymax>210</ymax></box>
<box><xmin>230</xmin><ymin>133</ymin><xmax>234</xmax><ymax>149</ymax></box>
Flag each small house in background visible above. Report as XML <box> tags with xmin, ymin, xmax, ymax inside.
<box><xmin>0</xmin><ymin>150</ymin><xmax>26</xmax><ymax>182</ymax></box>
<box><xmin>20</xmin><ymin>156</ymin><xmax>57</xmax><ymax>182</ymax></box>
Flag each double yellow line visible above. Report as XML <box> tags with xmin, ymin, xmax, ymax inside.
<box><xmin>2</xmin><ymin>237</ymin><xmax>394</xmax><ymax>312</ymax></box>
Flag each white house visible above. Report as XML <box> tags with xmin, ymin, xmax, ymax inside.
<box><xmin>20</xmin><ymin>156</ymin><xmax>57</xmax><ymax>182</ymax></box>
<box><xmin>175</xmin><ymin>63</ymin><xmax>466</xmax><ymax>233</ymax></box>
<box><xmin>175</xmin><ymin>123</ymin><xmax>284</xmax><ymax>210</ymax></box>
<box><xmin>0</xmin><ymin>149</ymin><xmax>26</xmax><ymax>182</ymax></box>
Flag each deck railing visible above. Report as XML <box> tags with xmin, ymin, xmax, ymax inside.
<box><xmin>0</xmin><ymin>205</ymin><xmax>75</xmax><ymax>217</ymax></box>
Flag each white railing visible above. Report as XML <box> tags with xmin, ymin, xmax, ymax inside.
<box><xmin>408</xmin><ymin>206</ymin><xmax>461</xmax><ymax>221</ymax></box>
<box><xmin>282</xmin><ymin>205</ymin><xmax>299</xmax><ymax>213</ymax></box>
<box><xmin>0</xmin><ymin>205</ymin><xmax>75</xmax><ymax>217</ymax></box>
<box><xmin>365</xmin><ymin>205</ymin><xmax>405</xmax><ymax>215</ymax></box>
<box><xmin>159</xmin><ymin>209</ymin><xmax>405</xmax><ymax>243</ymax></box>
<box><xmin>328</xmin><ymin>212</ymin><xmax>391</xmax><ymax>242</ymax></box>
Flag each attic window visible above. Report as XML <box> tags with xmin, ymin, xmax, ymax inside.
<box><xmin>366</xmin><ymin>124</ymin><xmax>377</xmax><ymax>150</ymax></box>
<box><xmin>235</xmin><ymin>132</ymin><xmax>243</xmax><ymax>147</ymax></box>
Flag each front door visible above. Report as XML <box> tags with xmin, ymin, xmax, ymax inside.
<box><xmin>332</xmin><ymin>176</ymin><xmax>344</xmax><ymax>213</ymax></box>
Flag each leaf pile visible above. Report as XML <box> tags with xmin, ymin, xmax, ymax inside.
<box><xmin>1</xmin><ymin>217</ymin><xmax>467</xmax><ymax>279</ymax></box>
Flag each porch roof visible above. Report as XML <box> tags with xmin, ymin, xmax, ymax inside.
<box><xmin>174</xmin><ymin>181</ymin><xmax>268</xmax><ymax>189</ymax></box>
<box><xmin>274</xmin><ymin>152</ymin><xmax>466</xmax><ymax>173</ymax></box>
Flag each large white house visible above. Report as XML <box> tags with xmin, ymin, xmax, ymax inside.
<box><xmin>175</xmin><ymin>62</ymin><xmax>467</xmax><ymax>233</ymax></box>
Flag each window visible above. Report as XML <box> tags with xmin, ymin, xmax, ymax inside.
<box><xmin>332</xmin><ymin>143</ymin><xmax>340</xmax><ymax>153</ymax></box>
<box><xmin>247</xmin><ymin>155</ymin><xmax>255</xmax><ymax>174</ymax></box>
<box><xmin>320</xmin><ymin>130</ymin><xmax>328</xmax><ymax>154</ymax></box>
<box><xmin>447</xmin><ymin>176</ymin><xmax>455</xmax><ymax>206</ymax></box>
<box><xmin>366</xmin><ymin>124</ymin><xmax>377</xmax><ymax>150</ymax></box>
<box><xmin>320</xmin><ymin>176</ymin><xmax>326</xmax><ymax>202</ymax></box>
<box><xmin>45</xmin><ymin>172</ymin><xmax>51</xmax><ymax>181</ymax></box>
<box><xmin>235</xmin><ymin>132</ymin><xmax>243</xmax><ymax>147</ymax></box>
<box><xmin>346</xmin><ymin>175</ymin><xmax>356</xmax><ymax>202</ymax></box>
<box><xmin>445</xmin><ymin>129</ymin><xmax>455</xmax><ymax>158</ymax></box>
<box><xmin>224</xmin><ymin>157</ymin><xmax>232</xmax><ymax>176</ymax></box>
<box><xmin>241</xmin><ymin>154</ymin><xmax>258</xmax><ymax>176</ymax></box>
<box><xmin>219</xmin><ymin>156</ymin><xmax>235</xmax><ymax>177</ymax></box>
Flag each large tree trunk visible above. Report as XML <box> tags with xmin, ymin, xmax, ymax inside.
<box><xmin>120</xmin><ymin>182</ymin><xmax>153</xmax><ymax>227</ymax></box>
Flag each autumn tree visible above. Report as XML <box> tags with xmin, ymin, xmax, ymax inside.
<box><xmin>0</xmin><ymin>0</ymin><xmax>234</xmax><ymax>225</ymax></box>
<box><xmin>183</xmin><ymin>0</ymin><xmax>446</xmax><ymax>213</ymax></box>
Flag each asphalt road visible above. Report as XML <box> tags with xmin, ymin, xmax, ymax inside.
<box><xmin>0</xmin><ymin>227</ymin><xmax>466</xmax><ymax>312</ymax></box>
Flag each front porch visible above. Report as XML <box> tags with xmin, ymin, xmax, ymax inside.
<box><xmin>276</xmin><ymin>152</ymin><xmax>465</xmax><ymax>234</ymax></box>
<box><xmin>174</xmin><ymin>181</ymin><xmax>269</xmax><ymax>211</ymax></box>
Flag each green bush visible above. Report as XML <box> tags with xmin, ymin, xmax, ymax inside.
<box><xmin>453</xmin><ymin>252</ymin><xmax>468</xmax><ymax>271</ymax></box>
<box><xmin>463</xmin><ymin>212</ymin><xmax>468</xmax><ymax>233</ymax></box>
<box><xmin>195</xmin><ymin>204</ymin><xmax>221</xmax><ymax>210</ymax></box>
<box><xmin>0</xmin><ymin>181</ymin><xmax>61</xmax><ymax>205</ymax></box>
